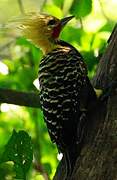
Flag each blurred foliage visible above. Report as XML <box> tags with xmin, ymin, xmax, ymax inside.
<box><xmin>0</xmin><ymin>0</ymin><xmax>116</xmax><ymax>179</ymax></box>
<box><xmin>0</xmin><ymin>130</ymin><xmax>33</xmax><ymax>179</ymax></box>
<box><xmin>70</xmin><ymin>0</ymin><xmax>92</xmax><ymax>18</ymax></box>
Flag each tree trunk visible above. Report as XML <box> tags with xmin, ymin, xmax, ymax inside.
<box><xmin>53</xmin><ymin>25</ymin><xmax>117</xmax><ymax>180</ymax></box>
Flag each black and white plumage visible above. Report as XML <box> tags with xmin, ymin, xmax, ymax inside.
<box><xmin>19</xmin><ymin>13</ymin><xmax>96</xmax><ymax>176</ymax></box>
<box><xmin>39</xmin><ymin>41</ymin><xmax>88</xmax><ymax>152</ymax></box>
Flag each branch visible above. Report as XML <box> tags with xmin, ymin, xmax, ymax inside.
<box><xmin>40</xmin><ymin>0</ymin><xmax>47</xmax><ymax>12</ymax></box>
<box><xmin>0</xmin><ymin>88</ymin><xmax>41</xmax><ymax>108</ymax></box>
<box><xmin>17</xmin><ymin>0</ymin><xmax>25</xmax><ymax>14</ymax></box>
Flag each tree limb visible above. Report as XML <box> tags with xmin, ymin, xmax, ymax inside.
<box><xmin>0</xmin><ymin>88</ymin><xmax>41</xmax><ymax>108</ymax></box>
<box><xmin>17</xmin><ymin>0</ymin><xmax>25</xmax><ymax>14</ymax></box>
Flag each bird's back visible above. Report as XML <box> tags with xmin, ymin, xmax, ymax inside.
<box><xmin>39</xmin><ymin>40</ymin><xmax>87</xmax><ymax>151</ymax></box>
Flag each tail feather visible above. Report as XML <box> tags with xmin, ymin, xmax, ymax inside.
<box><xmin>63</xmin><ymin>111</ymin><xmax>87</xmax><ymax>179</ymax></box>
<box><xmin>64</xmin><ymin>143</ymin><xmax>81</xmax><ymax>179</ymax></box>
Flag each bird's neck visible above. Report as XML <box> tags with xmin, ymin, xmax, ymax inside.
<box><xmin>37</xmin><ymin>38</ymin><xmax>65</xmax><ymax>55</ymax></box>
<box><xmin>41</xmin><ymin>41</ymin><xmax>59</xmax><ymax>54</ymax></box>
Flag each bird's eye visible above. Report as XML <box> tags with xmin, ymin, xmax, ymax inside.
<box><xmin>47</xmin><ymin>19</ymin><xmax>56</xmax><ymax>26</ymax></box>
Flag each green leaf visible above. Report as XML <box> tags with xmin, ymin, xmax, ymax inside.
<box><xmin>44</xmin><ymin>4</ymin><xmax>63</xmax><ymax>18</ymax></box>
<box><xmin>52</xmin><ymin>0</ymin><xmax>64</xmax><ymax>8</ymax></box>
<box><xmin>70</xmin><ymin>0</ymin><xmax>92</xmax><ymax>18</ymax></box>
<box><xmin>0</xmin><ymin>130</ymin><xmax>33</xmax><ymax>180</ymax></box>
<box><xmin>43</xmin><ymin>162</ymin><xmax>52</xmax><ymax>175</ymax></box>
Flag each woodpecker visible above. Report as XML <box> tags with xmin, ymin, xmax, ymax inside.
<box><xmin>19</xmin><ymin>13</ymin><xmax>96</xmax><ymax>176</ymax></box>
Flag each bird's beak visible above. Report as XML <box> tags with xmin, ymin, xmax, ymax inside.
<box><xmin>60</xmin><ymin>16</ymin><xmax>74</xmax><ymax>28</ymax></box>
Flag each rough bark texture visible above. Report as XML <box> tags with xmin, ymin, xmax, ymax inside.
<box><xmin>53</xmin><ymin>25</ymin><xmax>117</xmax><ymax>180</ymax></box>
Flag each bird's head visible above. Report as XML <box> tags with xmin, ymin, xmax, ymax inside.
<box><xmin>19</xmin><ymin>13</ymin><xmax>74</xmax><ymax>54</ymax></box>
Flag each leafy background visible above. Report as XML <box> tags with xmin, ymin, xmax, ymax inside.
<box><xmin>0</xmin><ymin>0</ymin><xmax>116</xmax><ymax>179</ymax></box>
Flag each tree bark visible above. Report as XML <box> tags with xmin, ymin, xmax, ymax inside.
<box><xmin>53</xmin><ymin>25</ymin><xmax>117</xmax><ymax>180</ymax></box>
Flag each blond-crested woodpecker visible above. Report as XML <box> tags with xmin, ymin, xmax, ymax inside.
<box><xmin>19</xmin><ymin>13</ymin><xmax>96</xmax><ymax>176</ymax></box>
